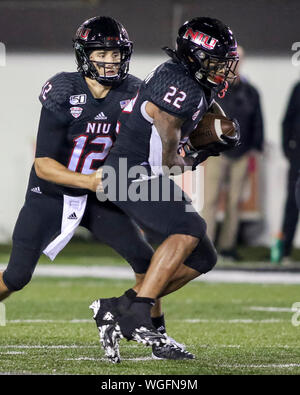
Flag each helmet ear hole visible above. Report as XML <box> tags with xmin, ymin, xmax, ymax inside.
<box><xmin>195</xmin><ymin>71</ymin><xmax>203</xmax><ymax>80</ymax></box>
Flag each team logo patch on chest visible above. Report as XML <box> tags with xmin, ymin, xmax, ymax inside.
<box><xmin>70</xmin><ymin>106</ymin><xmax>83</xmax><ymax>118</ymax></box>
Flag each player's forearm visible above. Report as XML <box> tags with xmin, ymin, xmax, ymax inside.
<box><xmin>34</xmin><ymin>157</ymin><xmax>92</xmax><ymax>190</ymax></box>
<box><xmin>150</xmin><ymin>103</ymin><xmax>191</xmax><ymax>173</ymax></box>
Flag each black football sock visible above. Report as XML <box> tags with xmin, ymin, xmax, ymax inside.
<box><xmin>151</xmin><ymin>314</ymin><xmax>166</xmax><ymax>334</ymax></box>
<box><xmin>118</xmin><ymin>297</ymin><xmax>155</xmax><ymax>340</ymax></box>
<box><xmin>116</xmin><ymin>288</ymin><xmax>137</xmax><ymax>315</ymax></box>
<box><xmin>129</xmin><ymin>297</ymin><xmax>156</xmax><ymax>321</ymax></box>
<box><xmin>125</xmin><ymin>288</ymin><xmax>137</xmax><ymax>300</ymax></box>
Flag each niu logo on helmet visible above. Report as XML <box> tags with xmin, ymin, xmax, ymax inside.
<box><xmin>77</xmin><ymin>27</ymin><xmax>91</xmax><ymax>41</ymax></box>
<box><xmin>183</xmin><ymin>28</ymin><xmax>217</xmax><ymax>50</ymax></box>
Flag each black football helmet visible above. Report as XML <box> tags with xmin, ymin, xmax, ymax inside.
<box><xmin>73</xmin><ymin>16</ymin><xmax>133</xmax><ymax>86</ymax></box>
<box><xmin>164</xmin><ymin>17</ymin><xmax>238</xmax><ymax>96</ymax></box>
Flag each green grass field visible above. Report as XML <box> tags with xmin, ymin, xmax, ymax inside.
<box><xmin>1</xmin><ymin>275</ymin><xmax>300</xmax><ymax>375</ymax></box>
<box><xmin>1</xmin><ymin>240</ymin><xmax>300</xmax><ymax>268</ymax></box>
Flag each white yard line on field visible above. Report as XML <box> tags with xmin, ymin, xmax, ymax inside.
<box><xmin>249</xmin><ymin>306</ymin><xmax>297</xmax><ymax>312</ymax></box>
<box><xmin>7</xmin><ymin>319</ymin><xmax>92</xmax><ymax>323</ymax></box>
<box><xmin>0</xmin><ymin>351</ymin><xmax>25</xmax><ymax>355</ymax></box>
<box><xmin>1</xmin><ymin>344</ymin><xmax>299</xmax><ymax>351</ymax></box>
<box><xmin>217</xmin><ymin>363</ymin><xmax>300</xmax><ymax>369</ymax></box>
<box><xmin>4</xmin><ymin>318</ymin><xmax>286</xmax><ymax>325</ymax></box>
<box><xmin>0</xmin><ymin>345</ymin><xmax>98</xmax><ymax>349</ymax></box>
<box><xmin>65</xmin><ymin>357</ymin><xmax>153</xmax><ymax>362</ymax></box>
<box><xmin>178</xmin><ymin>318</ymin><xmax>285</xmax><ymax>323</ymax></box>
<box><xmin>1</xmin><ymin>264</ymin><xmax>300</xmax><ymax>284</ymax></box>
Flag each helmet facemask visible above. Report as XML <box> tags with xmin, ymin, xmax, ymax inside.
<box><xmin>74</xmin><ymin>42</ymin><xmax>132</xmax><ymax>86</ymax></box>
<box><xmin>193</xmin><ymin>50</ymin><xmax>238</xmax><ymax>92</ymax></box>
<box><xmin>181</xmin><ymin>45</ymin><xmax>239</xmax><ymax>95</ymax></box>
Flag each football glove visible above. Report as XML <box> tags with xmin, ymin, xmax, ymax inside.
<box><xmin>191</xmin><ymin>146</ymin><xmax>220</xmax><ymax>170</ymax></box>
<box><xmin>219</xmin><ymin>117</ymin><xmax>241</xmax><ymax>149</ymax></box>
<box><xmin>200</xmin><ymin>117</ymin><xmax>241</xmax><ymax>156</ymax></box>
<box><xmin>181</xmin><ymin>142</ymin><xmax>220</xmax><ymax>171</ymax></box>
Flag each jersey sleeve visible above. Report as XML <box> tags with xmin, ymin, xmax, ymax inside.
<box><xmin>35</xmin><ymin>107</ymin><xmax>68</xmax><ymax>159</ymax></box>
<box><xmin>39</xmin><ymin>72</ymin><xmax>73</xmax><ymax>115</ymax></box>
<box><xmin>147</xmin><ymin>67</ymin><xmax>204</xmax><ymax>119</ymax></box>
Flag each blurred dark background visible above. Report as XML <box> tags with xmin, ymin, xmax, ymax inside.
<box><xmin>0</xmin><ymin>0</ymin><xmax>299</xmax><ymax>54</ymax></box>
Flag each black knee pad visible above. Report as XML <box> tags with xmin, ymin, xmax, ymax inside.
<box><xmin>184</xmin><ymin>233</ymin><xmax>217</xmax><ymax>274</ymax></box>
<box><xmin>2</xmin><ymin>243</ymin><xmax>40</xmax><ymax>291</ymax></box>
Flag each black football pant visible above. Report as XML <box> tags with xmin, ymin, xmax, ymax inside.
<box><xmin>3</xmin><ymin>189</ymin><xmax>153</xmax><ymax>291</ymax></box>
<box><xmin>101</xmin><ymin>155</ymin><xmax>218</xmax><ymax>274</ymax></box>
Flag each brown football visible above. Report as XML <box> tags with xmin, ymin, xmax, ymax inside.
<box><xmin>188</xmin><ymin>113</ymin><xmax>237</xmax><ymax>150</ymax></box>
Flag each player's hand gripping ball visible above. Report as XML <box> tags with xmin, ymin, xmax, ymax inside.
<box><xmin>180</xmin><ymin>113</ymin><xmax>241</xmax><ymax>170</ymax></box>
<box><xmin>188</xmin><ymin>113</ymin><xmax>240</xmax><ymax>150</ymax></box>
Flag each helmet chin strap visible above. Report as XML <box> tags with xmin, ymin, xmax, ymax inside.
<box><xmin>208</xmin><ymin>75</ymin><xmax>229</xmax><ymax>98</ymax></box>
<box><xmin>217</xmin><ymin>80</ymin><xmax>228</xmax><ymax>98</ymax></box>
<box><xmin>205</xmin><ymin>74</ymin><xmax>229</xmax><ymax>98</ymax></box>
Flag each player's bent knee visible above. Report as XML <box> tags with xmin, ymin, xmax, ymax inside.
<box><xmin>0</xmin><ymin>271</ymin><xmax>13</xmax><ymax>300</ymax></box>
<box><xmin>184</xmin><ymin>234</ymin><xmax>217</xmax><ymax>274</ymax></box>
<box><xmin>205</xmin><ymin>246</ymin><xmax>218</xmax><ymax>273</ymax></box>
<box><xmin>3</xmin><ymin>242</ymin><xmax>41</xmax><ymax>292</ymax></box>
<box><xmin>2</xmin><ymin>269</ymin><xmax>33</xmax><ymax>292</ymax></box>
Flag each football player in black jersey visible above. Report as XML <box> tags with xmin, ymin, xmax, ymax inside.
<box><xmin>0</xmin><ymin>16</ymin><xmax>190</xmax><ymax>361</ymax></box>
<box><xmin>92</xmin><ymin>17</ymin><xmax>240</xmax><ymax>361</ymax></box>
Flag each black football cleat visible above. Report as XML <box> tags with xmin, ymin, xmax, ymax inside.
<box><xmin>99</xmin><ymin>323</ymin><xmax>123</xmax><ymax>364</ymax></box>
<box><xmin>152</xmin><ymin>343</ymin><xmax>195</xmax><ymax>360</ymax></box>
<box><xmin>152</xmin><ymin>333</ymin><xmax>194</xmax><ymax>359</ymax></box>
<box><xmin>129</xmin><ymin>326</ymin><xmax>169</xmax><ymax>347</ymax></box>
<box><xmin>89</xmin><ymin>298</ymin><xmax>118</xmax><ymax>326</ymax></box>
<box><xmin>89</xmin><ymin>298</ymin><xmax>121</xmax><ymax>363</ymax></box>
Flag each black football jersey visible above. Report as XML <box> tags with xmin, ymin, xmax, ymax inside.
<box><xmin>30</xmin><ymin>71</ymin><xmax>141</xmax><ymax>196</ymax></box>
<box><xmin>109</xmin><ymin>59</ymin><xmax>215</xmax><ymax>170</ymax></box>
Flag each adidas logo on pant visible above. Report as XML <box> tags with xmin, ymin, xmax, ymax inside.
<box><xmin>67</xmin><ymin>212</ymin><xmax>77</xmax><ymax>220</ymax></box>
